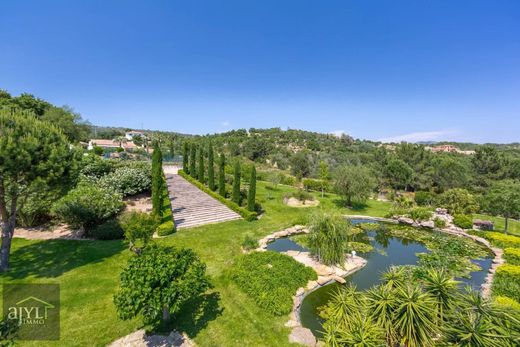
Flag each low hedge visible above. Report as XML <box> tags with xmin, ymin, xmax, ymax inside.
<box><xmin>230</xmin><ymin>251</ymin><xmax>316</xmax><ymax>315</ymax></box>
<box><xmin>156</xmin><ymin>173</ymin><xmax>175</xmax><ymax>236</ymax></box>
<box><xmin>179</xmin><ymin>170</ymin><xmax>257</xmax><ymax>221</ymax></box>
<box><xmin>493</xmin><ymin>264</ymin><xmax>520</xmax><ymax>302</ymax></box>
<box><xmin>495</xmin><ymin>296</ymin><xmax>520</xmax><ymax>312</ymax></box>
<box><xmin>485</xmin><ymin>232</ymin><xmax>520</xmax><ymax>249</ymax></box>
<box><xmin>505</xmin><ymin>248</ymin><xmax>520</xmax><ymax>265</ymax></box>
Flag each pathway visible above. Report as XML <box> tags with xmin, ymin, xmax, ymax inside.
<box><xmin>164</xmin><ymin>166</ymin><xmax>241</xmax><ymax>229</ymax></box>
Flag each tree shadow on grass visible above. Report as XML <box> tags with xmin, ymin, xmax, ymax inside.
<box><xmin>2</xmin><ymin>239</ymin><xmax>127</xmax><ymax>280</ymax></box>
<box><xmin>154</xmin><ymin>292</ymin><xmax>223</xmax><ymax>338</ymax></box>
<box><xmin>332</xmin><ymin>198</ymin><xmax>369</xmax><ymax>212</ymax></box>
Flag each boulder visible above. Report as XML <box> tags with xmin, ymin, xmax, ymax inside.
<box><xmin>397</xmin><ymin>217</ymin><xmax>414</xmax><ymax>225</ymax></box>
<box><xmin>332</xmin><ymin>275</ymin><xmax>346</xmax><ymax>284</ymax></box>
<box><xmin>289</xmin><ymin>327</ymin><xmax>316</xmax><ymax>347</ymax></box>
<box><xmin>420</xmin><ymin>220</ymin><xmax>435</xmax><ymax>229</ymax></box>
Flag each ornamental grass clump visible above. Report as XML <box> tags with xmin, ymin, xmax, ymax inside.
<box><xmin>308</xmin><ymin>212</ymin><xmax>351</xmax><ymax>266</ymax></box>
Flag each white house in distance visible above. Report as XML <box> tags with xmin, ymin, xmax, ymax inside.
<box><xmin>88</xmin><ymin>131</ymin><xmax>145</xmax><ymax>152</ymax></box>
<box><xmin>125</xmin><ymin>130</ymin><xmax>145</xmax><ymax>141</ymax></box>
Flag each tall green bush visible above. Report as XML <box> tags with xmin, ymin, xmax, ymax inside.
<box><xmin>189</xmin><ymin>144</ymin><xmax>197</xmax><ymax>178</ymax></box>
<box><xmin>182</xmin><ymin>142</ymin><xmax>189</xmax><ymax>173</ymax></box>
<box><xmin>247</xmin><ymin>165</ymin><xmax>256</xmax><ymax>212</ymax></box>
<box><xmin>308</xmin><ymin>212</ymin><xmax>351</xmax><ymax>265</ymax></box>
<box><xmin>232</xmin><ymin>160</ymin><xmax>241</xmax><ymax>205</ymax></box>
<box><xmin>208</xmin><ymin>142</ymin><xmax>215</xmax><ymax>190</ymax></box>
<box><xmin>198</xmin><ymin>147</ymin><xmax>205</xmax><ymax>184</ymax></box>
<box><xmin>218</xmin><ymin>153</ymin><xmax>226</xmax><ymax>197</ymax></box>
<box><xmin>151</xmin><ymin>144</ymin><xmax>164</xmax><ymax>217</ymax></box>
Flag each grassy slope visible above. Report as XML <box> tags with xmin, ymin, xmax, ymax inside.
<box><xmin>474</xmin><ymin>213</ymin><xmax>520</xmax><ymax>236</ymax></box>
<box><xmin>1</xmin><ymin>182</ymin><xmax>391</xmax><ymax>347</ymax></box>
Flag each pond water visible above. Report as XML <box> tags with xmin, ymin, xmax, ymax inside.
<box><xmin>265</xmin><ymin>220</ymin><xmax>492</xmax><ymax>337</ymax></box>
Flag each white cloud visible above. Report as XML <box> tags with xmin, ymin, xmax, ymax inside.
<box><xmin>330</xmin><ymin>130</ymin><xmax>347</xmax><ymax>138</ymax></box>
<box><xmin>378</xmin><ymin>129</ymin><xmax>457</xmax><ymax>143</ymax></box>
<box><xmin>221</xmin><ymin>120</ymin><xmax>230</xmax><ymax>127</ymax></box>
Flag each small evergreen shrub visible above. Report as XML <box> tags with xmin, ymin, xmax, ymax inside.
<box><xmin>485</xmin><ymin>232</ymin><xmax>520</xmax><ymax>249</ymax></box>
<box><xmin>157</xmin><ymin>221</ymin><xmax>175</xmax><ymax>236</ymax></box>
<box><xmin>414</xmin><ymin>191</ymin><xmax>435</xmax><ymax>206</ymax></box>
<box><xmin>433</xmin><ymin>217</ymin><xmax>447</xmax><ymax>229</ymax></box>
<box><xmin>493</xmin><ymin>264</ymin><xmax>520</xmax><ymax>302</ymax></box>
<box><xmin>291</xmin><ymin>189</ymin><xmax>314</xmax><ymax>202</ymax></box>
<box><xmin>409</xmin><ymin>207</ymin><xmax>433</xmax><ymax>222</ymax></box>
<box><xmin>505</xmin><ymin>248</ymin><xmax>520</xmax><ymax>265</ymax></box>
<box><xmin>52</xmin><ymin>183</ymin><xmax>124</xmax><ymax>231</ymax></box>
<box><xmin>230</xmin><ymin>251</ymin><xmax>317</xmax><ymax>315</ymax></box>
<box><xmin>99</xmin><ymin>166</ymin><xmax>151</xmax><ymax>196</ymax></box>
<box><xmin>90</xmin><ymin>219</ymin><xmax>124</xmax><ymax>240</ymax></box>
<box><xmin>302</xmin><ymin>178</ymin><xmax>330</xmax><ymax>192</ymax></box>
<box><xmin>453</xmin><ymin>214</ymin><xmax>473</xmax><ymax>229</ymax></box>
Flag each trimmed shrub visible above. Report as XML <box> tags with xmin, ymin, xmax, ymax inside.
<box><xmin>90</xmin><ymin>219</ymin><xmax>124</xmax><ymax>240</ymax></box>
<box><xmin>198</xmin><ymin>148</ymin><xmax>205</xmax><ymax>184</ymax></box>
<box><xmin>52</xmin><ymin>183</ymin><xmax>124</xmax><ymax>231</ymax></box>
<box><xmin>247</xmin><ymin>165</ymin><xmax>256</xmax><ymax>212</ymax></box>
<box><xmin>495</xmin><ymin>296</ymin><xmax>520</xmax><ymax>312</ymax></box>
<box><xmin>157</xmin><ymin>220</ymin><xmax>175</xmax><ymax>236</ymax></box>
<box><xmin>189</xmin><ymin>144</ymin><xmax>197</xmax><ymax>178</ymax></box>
<box><xmin>179</xmin><ymin>170</ymin><xmax>257</xmax><ymax>221</ymax></box>
<box><xmin>99</xmin><ymin>166</ymin><xmax>151</xmax><ymax>196</ymax></box>
<box><xmin>218</xmin><ymin>153</ymin><xmax>226</xmax><ymax>197</ymax></box>
<box><xmin>433</xmin><ymin>217</ymin><xmax>447</xmax><ymax>229</ymax></box>
<box><xmin>80</xmin><ymin>154</ymin><xmax>113</xmax><ymax>178</ymax></box>
<box><xmin>280</xmin><ymin>174</ymin><xmax>296</xmax><ymax>186</ymax></box>
<box><xmin>120</xmin><ymin>211</ymin><xmax>158</xmax><ymax>250</ymax></box>
<box><xmin>302</xmin><ymin>178</ymin><xmax>330</xmax><ymax>193</ymax></box>
<box><xmin>453</xmin><ymin>214</ymin><xmax>473</xmax><ymax>229</ymax></box>
<box><xmin>493</xmin><ymin>264</ymin><xmax>520</xmax><ymax>302</ymax></box>
<box><xmin>505</xmin><ymin>248</ymin><xmax>520</xmax><ymax>265</ymax></box>
<box><xmin>182</xmin><ymin>142</ymin><xmax>189</xmax><ymax>173</ymax></box>
<box><xmin>485</xmin><ymin>232</ymin><xmax>520</xmax><ymax>249</ymax></box>
<box><xmin>230</xmin><ymin>251</ymin><xmax>317</xmax><ymax>315</ymax></box>
<box><xmin>208</xmin><ymin>143</ymin><xmax>215</xmax><ymax>190</ymax></box>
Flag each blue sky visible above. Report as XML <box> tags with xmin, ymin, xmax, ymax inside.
<box><xmin>1</xmin><ymin>1</ymin><xmax>519</xmax><ymax>143</ymax></box>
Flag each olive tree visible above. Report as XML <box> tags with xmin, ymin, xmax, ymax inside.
<box><xmin>113</xmin><ymin>245</ymin><xmax>210</xmax><ymax>324</ymax></box>
<box><xmin>0</xmin><ymin>110</ymin><xmax>77</xmax><ymax>271</ymax></box>
<box><xmin>334</xmin><ymin>165</ymin><xmax>376</xmax><ymax>206</ymax></box>
<box><xmin>485</xmin><ymin>180</ymin><xmax>520</xmax><ymax>233</ymax></box>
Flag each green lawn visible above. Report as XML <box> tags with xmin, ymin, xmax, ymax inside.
<box><xmin>1</xmin><ymin>182</ymin><xmax>392</xmax><ymax>346</ymax></box>
<box><xmin>474</xmin><ymin>213</ymin><xmax>520</xmax><ymax>236</ymax></box>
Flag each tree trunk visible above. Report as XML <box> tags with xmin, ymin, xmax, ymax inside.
<box><xmin>162</xmin><ymin>305</ymin><xmax>170</xmax><ymax>322</ymax></box>
<box><xmin>0</xmin><ymin>217</ymin><xmax>15</xmax><ymax>272</ymax></box>
<box><xmin>505</xmin><ymin>217</ymin><xmax>509</xmax><ymax>234</ymax></box>
<box><xmin>321</xmin><ymin>188</ymin><xmax>324</xmax><ymax>198</ymax></box>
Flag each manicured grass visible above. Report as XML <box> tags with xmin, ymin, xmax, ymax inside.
<box><xmin>474</xmin><ymin>213</ymin><xmax>520</xmax><ymax>236</ymax></box>
<box><xmin>1</xmin><ymin>181</ymin><xmax>392</xmax><ymax>346</ymax></box>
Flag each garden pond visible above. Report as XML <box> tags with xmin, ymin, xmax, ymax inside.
<box><xmin>265</xmin><ymin>219</ymin><xmax>493</xmax><ymax>337</ymax></box>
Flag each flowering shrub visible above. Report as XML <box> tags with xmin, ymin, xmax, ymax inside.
<box><xmin>99</xmin><ymin>166</ymin><xmax>151</xmax><ymax>196</ymax></box>
<box><xmin>52</xmin><ymin>182</ymin><xmax>124</xmax><ymax>231</ymax></box>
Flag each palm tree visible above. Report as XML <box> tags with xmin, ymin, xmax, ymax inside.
<box><xmin>393</xmin><ymin>284</ymin><xmax>437</xmax><ymax>347</ymax></box>
<box><xmin>422</xmin><ymin>268</ymin><xmax>459</xmax><ymax>323</ymax></box>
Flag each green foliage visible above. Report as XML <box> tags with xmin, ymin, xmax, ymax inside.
<box><xmin>207</xmin><ymin>142</ymin><xmax>215</xmax><ymax>190</ymax></box>
<box><xmin>247</xmin><ymin>165</ymin><xmax>256</xmax><ymax>212</ymax></box>
<box><xmin>218</xmin><ymin>153</ymin><xmax>226</xmax><ymax>197</ymax></box>
<box><xmin>433</xmin><ymin>217</ymin><xmax>447</xmax><ymax>229</ymax></box>
<box><xmin>157</xmin><ymin>221</ymin><xmax>175</xmax><ymax>237</ymax></box>
<box><xmin>484</xmin><ymin>232</ymin><xmax>520</xmax><ymax>249</ymax></box>
<box><xmin>0</xmin><ymin>316</ymin><xmax>19</xmax><ymax>347</ymax></box>
<box><xmin>504</xmin><ymin>247</ymin><xmax>520</xmax><ymax>265</ymax></box>
<box><xmin>230</xmin><ymin>251</ymin><xmax>316</xmax><ymax>315</ymax></box>
<box><xmin>90</xmin><ymin>219</ymin><xmax>124</xmax><ymax>240</ymax></box>
<box><xmin>182</xmin><ymin>142</ymin><xmax>189</xmax><ymax>173</ymax></box>
<box><xmin>179</xmin><ymin>170</ymin><xmax>257</xmax><ymax>221</ymax></box>
<box><xmin>303</xmin><ymin>178</ymin><xmax>330</xmax><ymax>193</ymax></box>
<box><xmin>290</xmin><ymin>189</ymin><xmax>314</xmax><ymax>203</ymax></box>
<box><xmin>409</xmin><ymin>207</ymin><xmax>433</xmax><ymax>222</ymax></box>
<box><xmin>52</xmin><ymin>182</ymin><xmax>124</xmax><ymax>231</ymax></box>
<box><xmin>151</xmin><ymin>144</ymin><xmax>164</xmax><ymax>217</ymax></box>
<box><xmin>308</xmin><ymin>212</ymin><xmax>351</xmax><ymax>265</ymax></box>
<box><xmin>484</xmin><ymin>180</ymin><xmax>520</xmax><ymax>233</ymax></box>
<box><xmin>120</xmin><ymin>211</ymin><xmax>158</xmax><ymax>251</ymax></box>
<box><xmin>189</xmin><ymin>144</ymin><xmax>197</xmax><ymax>178</ymax></box>
<box><xmin>241</xmin><ymin>234</ymin><xmax>258</xmax><ymax>250</ymax></box>
<box><xmin>438</xmin><ymin>188</ymin><xmax>480</xmax><ymax>215</ymax></box>
<box><xmin>385</xmin><ymin>158</ymin><xmax>414</xmax><ymax>191</ymax></box>
<box><xmin>198</xmin><ymin>147</ymin><xmax>205</xmax><ymax>184</ymax></box>
<box><xmin>98</xmin><ymin>165</ymin><xmax>151</xmax><ymax>197</ymax></box>
<box><xmin>232</xmin><ymin>160</ymin><xmax>241</xmax><ymax>205</ymax></box>
<box><xmin>453</xmin><ymin>214</ymin><xmax>473</xmax><ymax>229</ymax></box>
<box><xmin>0</xmin><ymin>109</ymin><xmax>78</xmax><ymax>270</ymax></box>
<box><xmin>414</xmin><ymin>191</ymin><xmax>435</xmax><ymax>206</ymax></box>
<box><xmin>290</xmin><ymin>151</ymin><xmax>311</xmax><ymax>179</ymax></box>
<box><xmin>334</xmin><ymin>165</ymin><xmax>376</xmax><ymax>206</ymax></box>
<box><xmin>493</xmin><ymin>264</ymin><xmax>520</xmax><ymax>302</ymax></box>
<box><xmin>113</xmin><ymin>245</ymin><xmax>210</xmax><ymax>324</ymax></box>
<box><xmin>80</xmin><ymin>154</ymin><xmax>113</xmax><ymax>178</ymax></box>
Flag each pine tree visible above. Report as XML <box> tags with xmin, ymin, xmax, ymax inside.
<box><xmin>183</xmin><ymin>142</ymin><xmax>189</xmax><ymax>173</ymax></box>
<box><xmin>218</xmin><ymin>153</ymin><xmax>226</xmax><ymax>197</ymax></box>
<box><xmin>208</xmin><ymin>142</ymin><xmax>215</xmax><ymax>190</ymax></box>
<box><xmin>198</xmin><ymin>147</ymin><xmax>205</xmax><ymax>184</ymax></box>
<box><xmin>190</xmin><ymin>144</ymin><xmax>197</xmax><ymax>178</ymax></box>
<box><xmin>232</xmin><ymin>160</ymin><xmax>241</xmax><ymax>205</ymax></box>
<box><xmin>247</xmin><ymin>165</ymin><xmax>256</xmax><ymax>212</ymax></box>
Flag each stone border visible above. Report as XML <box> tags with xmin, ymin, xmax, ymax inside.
<box><xmin>256</xmin><ymin>225</ymin><xmax>367</xmax><ymax>347</ymax></box>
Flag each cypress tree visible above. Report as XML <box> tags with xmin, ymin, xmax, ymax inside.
<box><xmin>218</xmin><ymin>153</ymin><xmax>226</xmax><ymax>197</ymax></box>
<box><xmin>183</xmin><ymin>142</ymin><xmax>189</xmax><ymax>173</ymax></box>
<box><xmin>208</xmin><ymin>142</ymin><xmax>215</xmax><ymax>190</ymax></box>
<box><xmin>151</xmin><ymin>143</ymin><xmax>164</xmax><ymax>216</ymax></box>
<box><xmin>232</xmin><ymin>160</ymin><xmax>241</xmax><ymax>205</ymax></box>
<box><xmin>190</xmin><ymin>144</ymin><xmax>197</xmax><ymax>178</ymax></box>
<box><xmin>247</xmin><ymin>165</ymin><xmax>256</xmax><ymax>212</ymax></box>
<box><xmin>198</xmin><ymin>147</ymin><xmax>205</xmax><ymax>184</ymax></box>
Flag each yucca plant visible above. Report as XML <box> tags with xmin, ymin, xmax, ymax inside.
<box><xmin>365</xmin><ymin>284</ymin><xmax>398</xmax><ymax>345</ymax></box>
<box><xmin>422</xmin><ymin>268</ymin><xmax>459</xmax><ymax>323</ymax></box>
<box><xmin>340</xmin><ymin>313</ymin><xmax>385</xmax><ymax>347</ymax></box>
<box><xmin>381</xmin><ymin>266</ymin><xmax>407</xmax><ymax>289</ymax></box>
